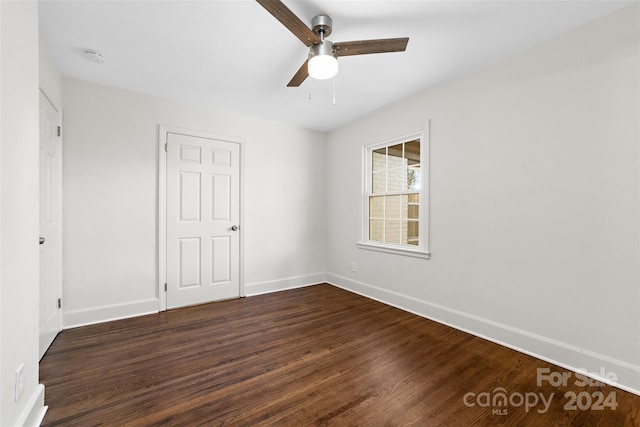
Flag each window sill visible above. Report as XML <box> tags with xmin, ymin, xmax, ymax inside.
<box><xmin>356</xmin><ymin>242</ymin><xmax>431</xmax><ymax>260</ymax></box>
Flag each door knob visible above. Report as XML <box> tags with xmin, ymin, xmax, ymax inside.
<box><xmin>230</xmin><ymin>225</ymin><xmax>239</xmax><ymax>231</ymax></box>
<box><xmin>39</xmin><ymin>237</ymin><xmax>45</xmax><ymax>245</ymax></box>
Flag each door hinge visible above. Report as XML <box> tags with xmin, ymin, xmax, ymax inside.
<box><xmin>164</xmin><ymin>283</ymin><xmax>167</xmax><ymax>292</ymax></box>
<box><xmin>57</xmin><ymin>126</ymin><xmax>61</xmax><ymax>137</ymax></box>
<box><xmin>57</xmin><ymin>298</ymin><xmax>62</xmax><ymax>309</ymax></box>
<box><xmin>164</xmin><ymin>143</ymin><xmax>168</xmax><ymax>152</ymax></box>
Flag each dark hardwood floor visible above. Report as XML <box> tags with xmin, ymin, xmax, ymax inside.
<box><xmin>40</xmin><ymin>284</ymin><xmax>640</xmax><ymax>426</ymax></box>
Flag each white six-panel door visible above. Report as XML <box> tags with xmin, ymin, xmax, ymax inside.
<box><xmin>166</xmin><ymin>132</ymin><xmax>240</xmax><ymax>309</ymax></box>
<box><xmin>39</xmin><ymin>92</ymin><xmax>62</xmax><ymax>359</ymax></box>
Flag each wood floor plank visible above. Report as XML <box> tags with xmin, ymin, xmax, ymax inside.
<box><xmin>40</xmin><ymin>284</ymin><xmax>640</xmax><ymax>426</ymax></box>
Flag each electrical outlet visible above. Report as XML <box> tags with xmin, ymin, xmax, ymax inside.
<box><xmin>15</xmin><ymin>363</ymin><xmax>24</xmax><ymax>401</ymax></box>
<box><xmin>351</xmin><ymin>262</ymin><xmax>357</xmax><ymax>272</ymax></box>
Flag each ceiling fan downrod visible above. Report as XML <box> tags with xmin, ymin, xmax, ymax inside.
<box><xmin>311</xmin><ymin>15</ymin><xmax>332</xmax><ymax>39</ymax></box>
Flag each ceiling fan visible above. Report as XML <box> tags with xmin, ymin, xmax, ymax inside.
<box><xmin>256</xmin><ymin>0</ymin><xmax>409</xmax><ymax>87</ymax></box>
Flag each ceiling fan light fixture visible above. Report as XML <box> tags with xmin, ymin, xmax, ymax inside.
<box><xmin>308</xmin><ymin>41</ymin><xmax>338</xmax><ymax>80</ymax></box>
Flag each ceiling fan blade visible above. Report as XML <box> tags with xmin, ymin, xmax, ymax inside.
<box><xmin>256</xmin><ymin>0</ymin><xmax>320</xmax><ymax>47</ymax></box>
<box><xmin>287</xmin><ymin>60</ymin><xmax>309</xmax><ymax>87</ymax></box>
<box><xmin>334</xmin><ymin>38</ymin><xmax>409</xmax><ymax>57</ymax></box>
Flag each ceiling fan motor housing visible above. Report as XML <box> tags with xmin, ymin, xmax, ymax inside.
<box><xmin>309</xmin><ymin>40</ymin><xmax>335</xmax><ymax>59</ymax></box>
<box><xmin>312</xmin><ymin>15</ymin><xmax>332</xmax><ymax>38</ymax></box>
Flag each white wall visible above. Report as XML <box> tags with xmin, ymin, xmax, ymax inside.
<box><xmin>62</xmin><ymin>78</ymin><xmax>326</xmax><ymax>327</ymax></box>
<box><xmin>326</xmin><ymin>5</ymin><xmax>640</xmax><ymax>393</ymax></box>
<box><xmin>0</xmin><ymin>1</ymin><xmax>46</xmax><ymax>426</ymax></box>
<box><xmin>39</xmin><ymin>42</ymin><xmax>62</xmax><ymax>111</ymax></box>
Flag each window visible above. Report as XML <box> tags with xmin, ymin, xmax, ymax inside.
<box><xmin>358</xmin><ymin>125</ymin><xmax>430</xmax><ymax>259</ymax></box>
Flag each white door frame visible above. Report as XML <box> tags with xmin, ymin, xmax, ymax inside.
<box><xmin>39</xmin><ymin>89</ymin><xmax>63</xmax><ymax>358</ymax></box>
<box><xmin>158</xmin><ymin>125</ymin><xmax>245</xmax><ymax>311</ymax></box>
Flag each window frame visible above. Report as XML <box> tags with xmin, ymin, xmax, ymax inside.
<box><xmin>357</xmin><ymin>123</ymin><xmax>430</xmax><ymax>259</ymax></box>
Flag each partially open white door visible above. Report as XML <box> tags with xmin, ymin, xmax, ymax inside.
<box><xmin>39</xmin><ymin>92</ymin><xmax>62</xmax><ymax>359</ymax></box>
<box><xmin>165</xmin><ymin>132</ymin><xmax>241</xmax><ymax>309</ymax></box>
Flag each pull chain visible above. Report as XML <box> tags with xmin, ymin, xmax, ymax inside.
<box><xmin>333</xmin><ymin>76</ymin><xmax>336</xmax><ymax>106</ymax></box>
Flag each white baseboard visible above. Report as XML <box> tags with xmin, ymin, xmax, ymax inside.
<box><xmin>15</xmin><ymin>384</ymin><xmax>46</xmax><ymax>427</ymax></box>
<box><xmin>245</xmin><ymin>272</ymin><xmax>326</xmax><ymax>296</ymax></box>
<box><xmin>326</xmin><ymin>273</ymin><xmax>640</xmax><ymax>396</ymax></box>
<box><xmin>63</xmin><ymin>298</ymin><xmax>159</xmax><ymax>329</ymax></box>
<box><xmin>62</xmin><ymin>272</ymin><xmax>327</xmax><ymax>328</ymax></box>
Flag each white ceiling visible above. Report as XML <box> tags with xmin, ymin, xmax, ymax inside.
<box><xmin>39</xmin><ymin>0</ymin><xmax>635</xmax><ymax>132</ymax></box>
